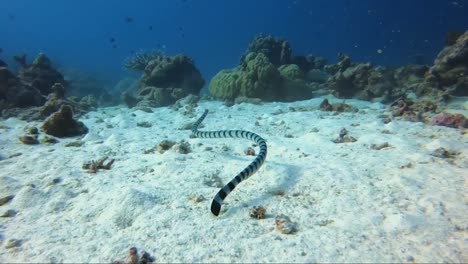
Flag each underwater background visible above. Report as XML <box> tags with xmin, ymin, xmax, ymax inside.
<box><xmin>2</xmin><ymin>0</ymin><xmax>467</xmax><ymax>87</ymax></box>
<box><xmin>1</xmin><ymin>0</ymin><xmax>468</xmax><ymax>263</ymax></box>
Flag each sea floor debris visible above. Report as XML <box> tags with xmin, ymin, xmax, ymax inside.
<box><xmin>82</xmin><ymin>157</ymin><xmax>115</xmax><ymax>173</ymax></box>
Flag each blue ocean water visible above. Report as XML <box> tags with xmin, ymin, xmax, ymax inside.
<box><xmin>1</xmin><ymin>0</ymin><xmax>467</xmax><ymax>86</ymax></box>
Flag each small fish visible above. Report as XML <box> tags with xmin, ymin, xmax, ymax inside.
<box><xmin>148</xmin><ymin>25</ymin><xmax>153</xmax><ymax>31</ymax></box>
<box><xmin>112</xmin><ymin>44</ymin><xmax>117</xmax><ymax>49</ymax></box>
<box><xmin>124</xmin><ymin>17</ymin><xmax>134</xmax><ymax>23</ymax></box>
<box><xmin>109</xmin><ymin>37</ymin><xmax>116</xmax><ymax>43</ymax></box>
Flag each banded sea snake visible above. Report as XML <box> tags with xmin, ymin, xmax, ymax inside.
<box><xmin>191</xmin><ymin>110</ymin><xmax>268</xmax><ymax>216</ymax></box>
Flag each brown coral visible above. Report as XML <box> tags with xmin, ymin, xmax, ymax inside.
<box><xmin>40</xmin><ymin>105</ymin><xmax>88</xmax><ymax>137</ymax></box>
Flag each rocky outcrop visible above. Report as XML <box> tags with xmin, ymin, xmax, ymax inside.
<box><xmin>0</xmin><ymin>67</ymin><xmax>45</xmax><ymax>111</ymax></box>
<box><xmin>129</xmin><ymin>54</ymin><xmax>204</xmax><ymax>107</ymax></box>
<box><xmin>424</xmin><ymin>31</ymin><xmax>468</xmax><ymax>96</ymax></box>
<box><xmin>18</xmin><ymin>53</ymin><xmax>66</xmax><ymax>96</ymax></box>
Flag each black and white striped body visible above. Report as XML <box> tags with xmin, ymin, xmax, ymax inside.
<box><xmin>192</xmin><ymin>110</ymin><xmax>267</xmax><ymax>216</ymax></box>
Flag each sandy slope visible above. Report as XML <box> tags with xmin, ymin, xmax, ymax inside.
<box><xmin>0</xmin><ymin>96</ymin><xmax>467</xmax><ymax>263</ymax></box>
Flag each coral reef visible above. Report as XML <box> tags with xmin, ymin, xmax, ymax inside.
<box><xmin>209</xmin><ymin>52</ymin><xmax>283</xmax><ymax>101</ymax></box>
<box><xmin>278</xmin><ymin>64</ymin><xmax>311</xmax><ymax>101</ymax></box>
<box><xmin>240</xmin><ymin>34</ymin><xmax>292</xmax><ymax>67</ymax></box>
<box><xmin>18</xmin><ymin>53</ymin><xmax>66</xmax><ymax>96</ymax></box>
<box><xmin>387</xmin><ymin>96</ymin><xmax>439</xmax><ymax>123</ymax></box>
<box><xmin>1</xmin><ymin>53</ymin><xmax>118</xmax><ymax>120</ymax></box>
<box><xmin>40</xmin><ymin>105</ymin><xmax>88</xmax><ymax>137</ymax></box>
<box><xmin>446</xmin><ymin>32</ymin><xmax>464</xmax><ymax>46</ymax></box>
<box><xmin>431</xmin><ymin>113</ymin><xmax>467</xmax><ymax>128</ymax></box>
<box><xmin>237</xmin><ymin>52</ymin><xmax>282</xmax><ymax>100</ymax></box>
<box><xmin>0</xmin><ymin>66</ymin><xmax>45</xmax><ymax>111</ymax></box>
<box><xmin>1</xmin><ymin>54</ymin><xmax>78</xmax><ymax>120</ymax></box>
<box><xmin>208</xmin><ymin>69</ymin><xmax>242</xmax><ymax>101</ymax></box>
<box><xmin>209</xmin><ymin>35</ymin><xmax>331</xmax><ymax>103</ymax></box>
<box><xmin>423</xmin><ymin>31</ymin><xmax>468</xmax><ymax>96</ymax></box>
<box><xmin>124</xmin><ymin>50</ymin><xmax>164</xmax><ymax>71</ymax></box>
<box><xmin>13</xmin><ymin>54</ymin><xmax>27</xmax><ymax>68</ymax></box>
<box><xmin>126</xmin><ymin>53</ymin><xmax>204</xmax><ymax>107</ymax></box>
<box><xmin>325</xmin><ymin>53</ymin><xmax>396</xmax><ymax>101</ymax></box>
<box><xmin>291</xmin><ymin>55</ymin><xmax>327</xmax><ymax>72</ymax></box>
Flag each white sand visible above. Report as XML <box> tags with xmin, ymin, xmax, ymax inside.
<box><xmin>0</xmin><ymin>96</ymin><xmax>467</xmax><ymax>263</ymax></box>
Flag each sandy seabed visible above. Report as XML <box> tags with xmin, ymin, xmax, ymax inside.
<box><xmin>0</xmin><ymin>96</ymin><xmax>467</xmax><ymax>263</ymax></box>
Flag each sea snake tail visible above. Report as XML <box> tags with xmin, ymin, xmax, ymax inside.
<box><xmin>191</xmin><ymin>109</ymin><xmax>268</xmax><ymax>216</ymax></box>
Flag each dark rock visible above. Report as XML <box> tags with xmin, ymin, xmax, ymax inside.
<box><xmin>40</xmin><ymin>105</ymin><xmax>88</xmax><ymax>137</ymax></box>
<box><xmin>425</xmin><ymin>31</ymin><xmax>468</xmax><ymax>96</ymax></box>
<box><xmin>51</xmin><ymin>83</ymin><xmax>66</xmax><ymax>98</ymax></box>
<box><xmin>13</xmin><ymin>54</ymin><xmax>27</xmax><ymax>67</ymax></box>
<box><xmin>0</xmin><ymin>67</ymin><xmax>45</xmax><ymax>111</ymax></box>
<box><xmin>121</xmin><ymin>91</ymin><xmax>138</xmax><ymax>108</ymax></box>
<box><xmin>445</xmin><ymin>31</ymin><xmax>463</xmax><ymax>46</ymax></box>
<box><xmin>18</xmin><ymin>135</ymin><xmax>39</xmax><ymax>145</ymax></box>
<box><xmin>0</xmin><ymin>195</ymin><xmax>14</xmax><ymax>206</ymax></box>
<box><xmin>319</xmin><ymin>99</ymin><xmax>333</xmax><ymax>111</ymax></box>
<box><xmin>18</xmin><ymin>53</ymin><xmax>66</xmax><ymax>96</ymax></box>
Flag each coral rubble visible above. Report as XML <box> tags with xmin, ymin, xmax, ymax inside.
<box><xmin>249</xmin><ymin>206</ymin><xmax>266</xmax><ymax>219</ymax></box>
<box><xmin>82</xmin><ymin>157</ymin><xmax>115</xmax><ymax>173</ymax></box>
<box><xmin>431</xmin><ymin>113</ymin><xmax>468</xmax><ymax>128</ymax></box>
